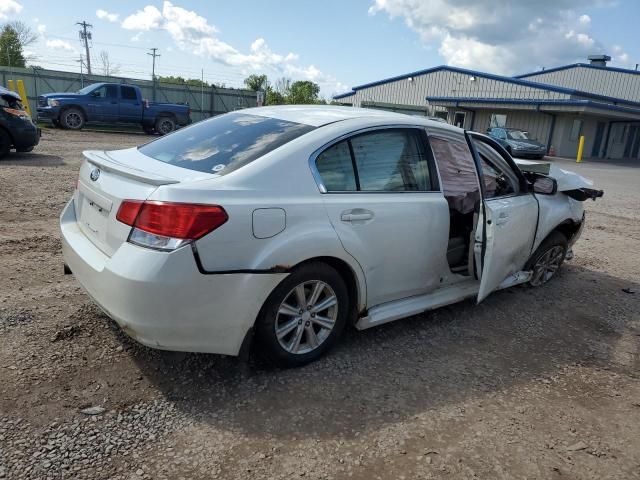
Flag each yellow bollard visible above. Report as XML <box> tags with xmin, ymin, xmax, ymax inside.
<box><xmin>576</xmin><ymin>135</ymin><xmax>585</xmax><ymax>163</ymax></box>
<box><xmin>7</xmin><ymin>79</ymin><xmax>15</xmax><ymax>92</ymax></box>
<box><xmin>16</xmin><ymin>80</ymin><xmax>31</xmax><ymax>117</ymax></box>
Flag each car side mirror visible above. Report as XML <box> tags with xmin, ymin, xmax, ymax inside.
<box><xmin>532</xmin><ymin>176</ymin><xmax>557</xmax><ymax>195</ymax></box>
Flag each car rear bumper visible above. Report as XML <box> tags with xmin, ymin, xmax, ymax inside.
<box><xmin>60</xmin><ymin>199</ymin><xmax>286</xmax><ymax>356</ymax></box>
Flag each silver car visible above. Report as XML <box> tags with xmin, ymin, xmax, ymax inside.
<box><xmin>61</xmin><ymin>106</ymin><xmax>601</xmax><ymax>367</ymax></box>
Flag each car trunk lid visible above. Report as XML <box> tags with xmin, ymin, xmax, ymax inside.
<box><xmin>75</xmin><ymin>149</ymin><xmax>217</xmax><ymax>256</ymax></box>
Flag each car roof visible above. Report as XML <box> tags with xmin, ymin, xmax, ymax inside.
<box><xmin>245</xmin><ymin>105</ymin><xmax>449</xmax><ymax>128</ymax></box>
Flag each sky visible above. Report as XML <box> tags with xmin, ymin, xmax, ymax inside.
<box><xmin>2</xmin><ymin>0</ymin><xmax>639</xmax><ymax>98</ymax></box>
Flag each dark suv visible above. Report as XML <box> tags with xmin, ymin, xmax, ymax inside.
<box><xmin>487</xmin><ymin>127</ymin><xmax>546</xmax><ymax>159</ymax></box>
<box><xmin>0</xmin><ymin>87</ymin><xmax>40</xmax><ymax>158</ymax></box>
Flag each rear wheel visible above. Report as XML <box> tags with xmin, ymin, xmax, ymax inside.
<box><xmin>155</xmin><ymin>116</ymin><xmax>175</xmax><ymax>135</ymax></box>
<box><xmin>0</xmin><ymin>129</ymin><xmax>11</xmax><ymax>159</ymax></box>
<box><xmin>61</xmin><ymin>108</ymin><xmax>84</xmax><ymax>130</ymax></box>
<box><xmin>16</xmin><ymin>146</ymin><xmax>34</xmax><ymax>153</ymax></box>
<box><xmin>525</xmin><ymin>231</ymin><xmax>568</xmax><ymax>287</ymax></box>
<box><xmin>255</xmin><ymin>262</ymin><xmax>349</xmax><ymax>367</ymax></box>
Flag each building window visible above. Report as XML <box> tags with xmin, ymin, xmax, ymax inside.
<box><xmin>569</xmin><ymin>119</ymin><xmax>583</xmax><ymax>141</ymax></box>
<box><xmin>453</xmin><ymin>112</ymin><xmax>466</xmax><ymax>128</ymax></box>
<box><xmin>490</xmin><ymin>114</ymin><xmax>507</xmax><ymax>128</ymax></box>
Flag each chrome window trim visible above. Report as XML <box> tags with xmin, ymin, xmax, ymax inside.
<box><xmin>308</xmin><ymin>124</ymin><xmax>442</xmax><ymax>194</ymax></box>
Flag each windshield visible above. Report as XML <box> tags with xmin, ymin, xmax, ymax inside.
<box><xmin>77</xmin><ymin>84</ymin><xmax>99</xmax><ymax>95</ymax></box>
<box><xmin>507</xmin><ymin>130</ymin><xmax>532</xmax><ymax>140</ymax></box>
<box><xmin>138</xmin><ymin>112</ymin><xmax>316</xmax><ymax>175</ymax></box>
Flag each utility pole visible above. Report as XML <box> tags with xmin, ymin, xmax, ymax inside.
<box><xmin>77</xmin><ymin>21</ymin><xmax>93</xmax><ymax>75</ymax></box>
<box><xmin>147</xmin><ymin>48</ymin><xmax>160</xmax><ymax>101</ymax></box>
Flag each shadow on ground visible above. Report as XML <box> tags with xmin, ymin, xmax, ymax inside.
<box><xmin>113</xmin><ymin>264</ymin><xmax>640</xmax><ymax>440</ymax></box>
<box><xmin>0</xmin><ymin>152</ymin><xmax>64</xmax><ymax>167</ymax></box>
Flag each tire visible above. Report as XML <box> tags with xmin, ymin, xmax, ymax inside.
<box><xmin>255</xmin><ymin>262</ymin><xmax>350</xmax><ymax>367</ymax></box>
<box><xmin>16</xmin><ymin>146</ymin><xmax>34</xmax><ymax>153</ymax></box>
<box><xmin>525</xmin><ymin>231</ymin><xmax>568</xmax><ymax>287</ymax></box>
<box><xmin>0</xmin><ymin>129</ymin><xmax>11</xmax><ymax>159</ymax></box>
<box><xmin>60</xmin><ymin>108</ymin><xmax>85</xmax><ymax>130</ymax></box>
<box><xmin>155</xmin><ymin>116</ymin><xmax>175</xmax><ymax>135</ymax></box>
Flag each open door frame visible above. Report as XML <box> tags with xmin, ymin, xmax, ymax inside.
<box><xmin>464</xmin><ymin>131</ymin><xmax>533</xmax><ymax>302</ymax></box>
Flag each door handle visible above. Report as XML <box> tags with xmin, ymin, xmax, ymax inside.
<box><xmin>341</xmin><ymin>210</ymin><xmax>374</xmax><ymax>222</ymax></box>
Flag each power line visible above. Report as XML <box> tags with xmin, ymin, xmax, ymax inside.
<box><xmin>76</xmin><ymin>21</ymin><xmax>93</xmax><ymax>75</ymax></box>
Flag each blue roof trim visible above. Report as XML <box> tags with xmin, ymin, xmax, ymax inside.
<box><xmin>426</xmin><ymin>96</ymin><xmax>640</xmax><ymax>115</ymax></box>
<box><xmin>515</xmin><ymin>63</ymin><xmax>640</xmax><ymax>79</ymax></box>
<box><xmin>333</xmin><ymin>90</ymin><xmax>355</xmax><ymax>99</ymax></box>
<box><xmin>338</xmin><ymin>64</ymin><xmax>640</xmax><ymax>107</ymax></box>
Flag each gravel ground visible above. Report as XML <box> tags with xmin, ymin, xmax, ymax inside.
<box><xmin>1</xmin><ymin>128</ymin><xmax>639</xmax><ymax>480</ymax></box>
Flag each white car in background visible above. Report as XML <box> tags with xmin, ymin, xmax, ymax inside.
<box><xmin>60</xmin><ymin>106</ymin><xmax>602</xmax><ymax>367</ymax></box>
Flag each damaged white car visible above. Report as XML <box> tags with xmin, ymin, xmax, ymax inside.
<box><xmin>60</xmin><ymin>106</ymin><xmax>602</xmax><ymax>367</ymax></box>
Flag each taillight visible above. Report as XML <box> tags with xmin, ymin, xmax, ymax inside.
<box><xmin>116</xmin><ymin>200</ymin><xmax>228</xmax><ymax>251</ymax></box>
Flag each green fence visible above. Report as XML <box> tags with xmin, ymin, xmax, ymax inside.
<box><xmin>0</xmin><ymin>66</ymin><xmax>257</xmax><ymax>123</ymax></box>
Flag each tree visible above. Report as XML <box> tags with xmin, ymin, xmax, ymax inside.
<box><xmin>244</xmin><ymin>74</ymin><xmax>267</xmax><ymax>91</ymax></box>
<box><xmin>99</xmin><ymin>50</ymin><xmax>120</xmax><ymax>77</ymax></box>
<box><xmin>4</xmin><ymin>21</ymin><xmax>37</xmax><ymax>48</ymax></box>
<box><xmin>288</xmin><ymin>80</ymin><xmax>321</xmax><ymax>104</ymax></box>
<box><xmin>0</xmin><ymin>25</ymin><xmax>26</xmax><ymax>68</ymax></box>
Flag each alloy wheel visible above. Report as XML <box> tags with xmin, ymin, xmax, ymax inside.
<box><xmin>274</xmin><ymin>280</ymin><xmax>338</xmax><ymax>355</ymax></box>
<box><xmin>530</xmin><ymin>245</ymin><xmax>565</xmax><ymax>286</ymax></box>
<box><xmin>159</xmin><ymin>120</ymin><xmax>173</xmax><ymax>134</ymax></box>
<box><xmin>66</xmin><ymin>112</ymin><xmax>82</xmax><ymax>128</ymax></box>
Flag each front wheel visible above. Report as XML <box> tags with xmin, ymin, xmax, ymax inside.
<box><xmin>525</xmin><ymin>231</ymin><xmax>568</xmax><ymax>287</ymax></box>
<box><xmin>60</xmin><ymin>108</ymin><xmax>85</xmax><ymax>130</ymax></box>
<box><xmin>16</xmin><ymin>146</ymin><xmax>34</xmax><ymax>153</ymax></box>
<box><xmin>255</xmin><ymin>262</ymin><xmax>350</xmax><ymax>367</ymax></box>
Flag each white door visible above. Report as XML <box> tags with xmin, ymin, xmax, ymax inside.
<box><xmin>469</xmin><ymin>134</ymin><xmax>539</xmax><ymax>301</ymax></box>
<box><xmin>313</xmin><ymin>127</ymin><xmax>450</xmax><ymax>307</ymax></box>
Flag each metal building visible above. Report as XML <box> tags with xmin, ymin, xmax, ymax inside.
<box><xmin>334</xmin><ymin>55</ymin><xmax>640</xmax><ymax>160</ymax></box>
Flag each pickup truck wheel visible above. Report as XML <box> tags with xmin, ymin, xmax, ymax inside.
<box><xmin>0</xmin><ymin>129</ymin><xmax>11</xmax><ymax>159</ymax></box>
<box><xmin>61</xmin><ymin>108</ymin><xmax>85</xmax><ymax>130</ymax></box>
<box><xmin>525</xmin><ymin>232</ymin><xmax>568</xmax><ymax>287</ymax></box>
<box><xmin>155</xmin><ymin>116</ymin><xmax>175</xmax><ymax>135</ymax></box>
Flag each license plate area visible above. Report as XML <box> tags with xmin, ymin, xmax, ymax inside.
<box><xmin>77</xmin><ymin>186</ymin><xmax>113</xmax><ymax>252</ymax></box>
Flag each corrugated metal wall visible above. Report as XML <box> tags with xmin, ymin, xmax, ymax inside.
<box><xmin>472</xmin><ymin>110</ymin><xmax>553</xmax><ymax>144</ymax></box>
<box><xmin>0</xmin><ymin>66</ymin><xmax>257</xmax><ymax>122</ymax></box>
<box><xmin>519</xmin><ymin>66</ymin><xmax>640</xmax><ymax>102</ymax></box>
<box><xmin>336</xmin><ymin>69</ymin><xmax>571</xmax><ymax>108</ymax></box>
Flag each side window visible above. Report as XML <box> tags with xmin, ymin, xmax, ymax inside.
<box><xmin>105</xmin><ymin>85</ymin><xmax>118</xmax><ymax>98</ymax></box>
<box><xmin>429</xmin><ymin>135</ymin><xmax>480</xmax><ymax>214</ymax></box>
<box><xmin>121</xmin><ymin>86</ymin><xmax>137</xmax><ymax>100</ymax></box>
<box><xmin>350</xmin><ymin>129</ymin><xmax>432</xmax><ymax>191</ymax></box>
<box><xmin>315</xmin><ymin>141</ymin><xmax>357</xmax><ymax>191</ymax></box>
<box><xmin>92</xmin><ymin>86</ymin><xmax>107</xmax><ymax>98</ymax></box>
<box><xmin>473</xmin><ymin>140</ymin><xmax>520</xmax><ymax>198</ymax></box>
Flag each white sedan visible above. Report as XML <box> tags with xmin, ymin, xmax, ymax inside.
<box><xmin>60</xmin><ymin>106</ymin><xmax>601</xmax><ymax>367</ymax></box>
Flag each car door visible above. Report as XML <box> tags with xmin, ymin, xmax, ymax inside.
<box><xmin>312</xmin><ymin>126</ymin><xmax>450</xmax><ymax>307</ymax></box>
<box><xmin>468</xmin><ymin>133</ymin><xmax>538</xmax><ymax>301</ymax></box>
<box><xmin>118</xmin><ymin>86</ymin><xmax>143</xmax><ymax>123</ymax></box>
<box><xmin>87</xmin><ymin>85</ymin><xmax>118</xmax><ymax>122</ymax></box>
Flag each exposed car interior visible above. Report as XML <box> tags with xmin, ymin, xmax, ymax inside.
<box><xmin>429</xmin><ymin>132</ymin><xmax>521</xmax><ymax>276</ymax></box>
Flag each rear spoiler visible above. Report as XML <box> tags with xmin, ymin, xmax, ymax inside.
<box><xmin>83</xmin><ymin>150</ymin><xmax>180</xmax><ymax>186</ymax></box>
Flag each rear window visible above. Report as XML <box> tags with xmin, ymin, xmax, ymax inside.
<box><xmin>138</xmin><ymin>112</ymin><xmax>315</xmax><ymax>175</ymax></box>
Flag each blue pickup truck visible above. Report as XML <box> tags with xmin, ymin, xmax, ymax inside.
<box><xmin>36</xmin><ymin>83</ymin><xmax>191</xmax><ymax>135</ymax></box>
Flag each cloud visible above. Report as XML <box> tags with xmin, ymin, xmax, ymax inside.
<box><xmin>96</xmin><ymin>9</ymin><xmax>119</xmax><ymax>23</ymax></box>
<box><xmin>369</xmin><ymin>0</ymin><xmax>625</xmax><ymax>74</ymax></box>
<box><xmin>121</xmin><ymin>1</ymin><xmax>345</xmax><ymax>95</ymax></box>
<box><xmin>46</xmin><ymin>39</ymin><xmax>77</xmax><ymax>53</ymax></box>
<box><xmin>37</xmin><ymin>23</ymin><xmax>46</xmax><ymax>34</ymax></box>
<box><xmin>0</xmin><ymin>0</ymin><xmax>22</xmax><ymax>19</ymax></box>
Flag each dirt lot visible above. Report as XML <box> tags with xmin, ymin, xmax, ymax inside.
<box><xmin>1</xmin><ymin>128</ymin><xmax>639</xmax><ymax>480</ymax></box>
